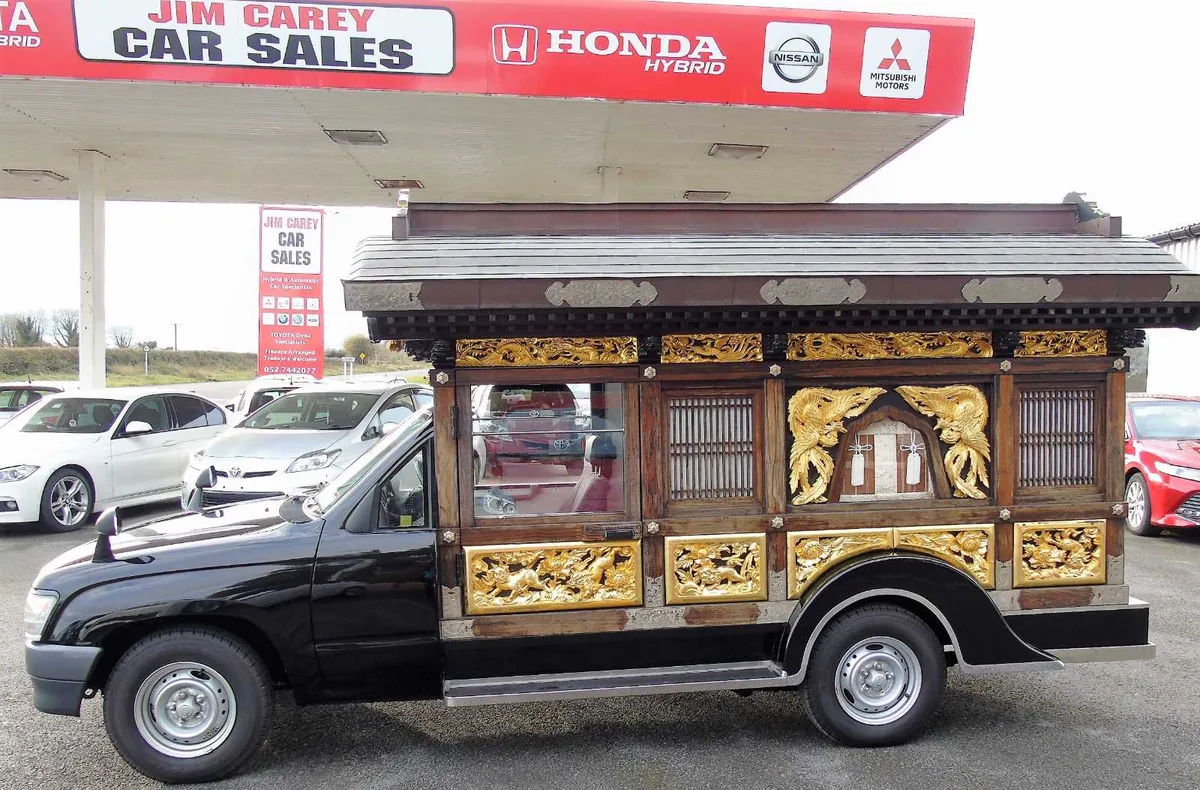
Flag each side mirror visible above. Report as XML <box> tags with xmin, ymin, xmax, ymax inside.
<box><xmin>362</xmin><ymin>425</ymin><xmax>382</xmax><ymax>441</ymax></box>
<box><xmin>382</xmin><ymin>421</ymin><xmax>400</xmax><ymax>435</ymax></box>
<box><xmin>95</xmin><ymin>506</ymin><xmax>122</xmax><ymax>537</ymax></box>
<box><xmin>194</xmin><ymin>466</ymin><xmax>217</xmax><ymax>489</ymax></box>
<box><xmin>183</xmin><ymin>467</ymin><xmax>217</xmax><ymax>514</ymax></box>
<box><xmin>225</xmin><ymin>403</ymin><xmax>235</xmax><ymax>411</ymax></box>
<box><xmin>124</xmin><ymin>420</ymin><xmax>153</xmax><ymax>436</ymax></box>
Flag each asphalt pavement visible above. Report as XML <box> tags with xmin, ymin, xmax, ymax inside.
<box><xmin>2</xmin><ymin>514</ymin><xmax>1198</xmax><ymax>790</ymax></box>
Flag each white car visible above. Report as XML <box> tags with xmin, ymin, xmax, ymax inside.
<box><xmin>182</xmin><ymin>382</ymin><xmax>433</xmax><ymax>507</ymax></box>
<box><xmin>0</xmin><ymin>389</ymin><xmax>228</xmax><ymax>532</ymax></box>
<box><xmin>225</xmin><ymin>375</ymin><xmax>319</xmax><ymax>419</ymax></box>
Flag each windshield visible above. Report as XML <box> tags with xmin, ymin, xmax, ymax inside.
<box><xmin>1131</xmin><ymin>401</ymin><xmax>1200</xmax><ymax>441</ymax></box>
<box><xmin>308</xmin><ymin>407</ymin><xmax>430</xmax><ymax>516</ymax></box>
<box><xmin>21</xmin><ymin>397</ymin><xmax>126</xmax><ymax>434</ymax></box>
<box><xmin>242</xmin><ymin>391</ymin><xmax>379</xmax><ymax>430</ymax></box>
<box><xmin>1</xmin><ymin>388</ymin><xmax>52</xmax><ymax>413</ymax></box>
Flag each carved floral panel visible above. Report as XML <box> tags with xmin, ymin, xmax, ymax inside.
<box><xmin>465</xmin><ymin>541</ymin><xmax>642</xmax><ymax>615</ymax></box>
<box><xmin>1014</xmin><ymin>520</ymin><xmax>1106</xmax><ymax>588</ymax></box>
<box><xmin>665</xmin><ymin>534</ymin><xmax>767</xmax><ymax>604</ymax></box>
<box><xmin>456</xmin><ymin>337</ymin><xmax>638</xmax><ymax>367</ymax></box>
<box><xmin>894</xmin><ymin>525</ymin><xmax>995</xmax><ymax>589</ymax></box>
<box><xmin>787</xmin><ymin>529</ymin><xmax>894</xmax><ymax>600</ymax></box>
<box><xmin>1015</xmin><ymin>330</ymin><xmax>1107</xmax><ymax>358</ymax></box>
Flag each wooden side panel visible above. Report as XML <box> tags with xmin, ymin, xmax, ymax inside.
<box><xmin>1106</xmin><ymin>371</ymin><xmax>1126</xmax><ymax>559</ymax></box>
<box><xmin>640</xmin><ymin>381</ymin><xmax>666</xmax><ymax>521</ymax></box>
<box><xmin>623</xmin><ymin>382</ymin><xmax>643</xmax><ymax>524</ymax></box>
<box><xmin>456</xmin><ymin>384</ymin><xmax>475</xmax><ymax>528</ymax></box>
<box><xmin>434</xmin><ymin>380</ymin><xmax>459</xmax><ymax>530</ymax></box>
<box><xmin>995</xmin><ymin>374</ymin><xmax>1016</xmax><ymax>565</ymax></box>
<box><xmin>765</xmin><ymin>378</ymin><xmax>787</xmax><ymax>514</ymax></box>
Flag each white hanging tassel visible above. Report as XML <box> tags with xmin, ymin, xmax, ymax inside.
<box><xmin>849</xmin><ymin>435</ymin><xmax>872</xmax><ymax>488</ymax></box>
<box><xmin>902</xmin><ymin>432</ymin><xmax>925</xmax><ymax>486</ymax></box>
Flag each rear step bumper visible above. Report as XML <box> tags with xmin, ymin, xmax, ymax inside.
<box><xmin>444</xmin><ymin>660</ymin><xmax>792</xmax><ymax>707</ymax></box>
<box><xmin>1004</xmin><ymin>598</ymin><xmax>1155</xmax><ymax>664</ymax></box>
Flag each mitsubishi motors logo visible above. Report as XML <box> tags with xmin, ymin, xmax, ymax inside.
<box><xmin>860</xmin><ymin>27</ymin><xmax>930</xmax><ymax>100</ymax></box>
<box><xmin>877</xmin><ymin>39</ymin><xmax>911</xmax><ymax>71</ymax></box>
<box><xmin>493</xmin><ymin>25</ymin><xmax>538</xmax><ymax>65</ymax></box>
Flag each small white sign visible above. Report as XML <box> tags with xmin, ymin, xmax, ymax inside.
<box><xmin>260</xmin><ymin>208</ymin><xmax>323</xmax><ymax>276</ymax></box>
<box><xmin>306</xmin><ymin>298</ymin><xmax>321</xmax><ymax>311</ymax></box>
<box><xmin>261</xmin><ymin>312</ymin><xmax>276</xmax><ymax>326</ymax></box>
<box><xmin>276</xmin><ymin>297</ymin><xmax>291</xmax><ymax>310</ymax></box>
<box><xmin>762</xmin><ymin>22</ymin><xmax>832</xmax><ymax>95</ymax></box>
<box><xmin>261</xmin><ymin>296</ymin><xmax>275</xmax><ymax>309</ymax></box>
<box><xmin>277</xmin><ymin>313</ymin><xmax>291</xmax><ymax>326</ymax></box>
<box><xmin>306</xmin><ymin>314</ymin><xmax>321</xmax><ymax>327</ymax></box>
<box><xmin>860</xmin><ymin>27</ymin><xmax>930</xmax><ymax>100</ymax></box>
<box><xmin>292</xmin><ymin>313</ymin><xmax>304</xmax><ymax>327</ymax></box>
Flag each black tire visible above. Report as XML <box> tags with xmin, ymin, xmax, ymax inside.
<box><xmin>1125</xmin><ymin>472</ymin><xmax>1161</xmax><ymax>537</ymax></box>
<box><xmin>801</xmin><ymin>604</ymin><xmax>946</xmax><ymax>747</ymax></box>
<box><xmin>103</xmin><ymin>627</ymin><xmax>274</xmax><ymax>784</ymax></box>
<box><xmin>39</xmin><ymin>468</ymin><xmax>94</xmax><ymax>533</ymax></box>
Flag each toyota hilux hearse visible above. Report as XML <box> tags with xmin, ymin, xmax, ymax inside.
<box><xmin>24</xmin><ymin>203</ymin><xmax>1199</xmax><ymax>783</ymax></box>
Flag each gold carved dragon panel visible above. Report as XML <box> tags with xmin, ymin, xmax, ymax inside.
<box><xmin>1015</xmin><ymin>330</ymin><xmax>1107</xmax><ymax>358</ymax></box>
<box><xmin>896</xmin><ymin>385</ymin><xmax>992</xmax><ymax>500</ymax></box>
<box><xmin>465</xmin><ymin>541</ymin><xmax>642</xmax><ymax>615</ymax></box>
<box><xmin>660</xmin><ymin>333</ymin><xmax>763</xmax><ymax>364</ymax></box>
<box><xmin>787</xmin><ymin>387</ymin><xmax>886</xmax><ymax>505</ymax></box>
<box><xmin>665</xmin><ymin>534</ymin><xmax>767</xmax><ymax>604</ymax></box>
<box><xmin>456</xmin><ymin>337</ymin><xmax>638</xmax><ymax>367</ymax></box>
<box><xmin>788</xmin><ymin>332</ymin><xmax>993</xmax><ymax>361</ymax></box>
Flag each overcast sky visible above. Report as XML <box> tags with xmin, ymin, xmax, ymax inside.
<box><xmin>2</xmin><ymin>0</ymin><xmax>1198</xmax><ymax>391</ymax></box>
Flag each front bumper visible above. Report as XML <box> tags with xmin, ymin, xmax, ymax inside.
<box><xmin>182</xmin><ymin>465</ymin><xmax>335</xmax><ymax>508</ymax></box>
<box><xmin>26</xmin><ymin>642</ymin><xmax>103</xmax><ymax>716</ymax></box>
<box><xmin>0</xmin><ymin>475</ymin><xmax>47</xmax><ymax>523</ymax></box>
<box><xmin>1148</xmin><ymin>471</ymin><xmax>1200</xmax><ymax>528</ymax></box>
<box><xmin>1004</xmin><ymin>598</ymin><xmax>1155</xmax><ymax>663</ymax></box>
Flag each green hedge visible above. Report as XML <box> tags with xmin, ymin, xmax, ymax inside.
<box><xmin>0</xmin><ymin>347</ymin><xmax>258</xmax><ymax>378</ymax></box>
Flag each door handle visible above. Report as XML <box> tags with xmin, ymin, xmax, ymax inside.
<box><xmin>162</xmin><ymin>440</ymin><xmax>178</xmax><ymax>447</ymax></box>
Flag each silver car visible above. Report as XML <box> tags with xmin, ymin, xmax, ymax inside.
<box><xmin>182</xmin><ymin>382</ymin><xmax>432</xmax><ymax>507</ymax></box>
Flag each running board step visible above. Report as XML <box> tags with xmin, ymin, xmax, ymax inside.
<box><xmin>444</xmin><ymin>660</ymin><xmax>792</xmax><ymax>707</ymax></box>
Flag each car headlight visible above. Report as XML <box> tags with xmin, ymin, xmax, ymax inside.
<box><xmin>23</xmin><ymin>590</ymin><xmax>58</xmax><ymax>642</ymax></box>
<box><xmin>287</xmin><ymin>449</ymin><xmax>341</xmax><ymax>474</ymax></box>
<box><xmin>1154</xmin><ymin>461</ymin><xmax>1200</xmax><ymax>483</ymax></box>
<box><xmin>0</xmin><ymin>465</ymin><xmax>39</xmax><ymax>483</ymax></box>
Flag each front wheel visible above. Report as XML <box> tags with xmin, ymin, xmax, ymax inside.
<box><xmin>103</xmin><ymin>627</ymin><xmax>274</xmax><ymax>784</ymax></box>
<box><xmin>801</xmin><ymin>604</ymin><xmax>946</xmax><ymax>747</ymax></box>
<box><xmin>39</xmin><ymin>468</ymin><xmax>94</xmax><ymax>533</ymax></box>
<box><xmin>1125</xmin><ymin>472</ymin><xmax>1161</xmax><ymax>537</ymax></box>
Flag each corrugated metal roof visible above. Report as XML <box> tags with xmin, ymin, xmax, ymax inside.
<box><xmin>347</xmin><ymin>233</ymin><xmax>1187</xmax><ymax>281</ymax></box>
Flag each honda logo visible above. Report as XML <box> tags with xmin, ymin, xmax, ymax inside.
<box><xmin>493</xmin><ymin>25</ymin><xmax>538</xmax><ymax>66</ymax></box>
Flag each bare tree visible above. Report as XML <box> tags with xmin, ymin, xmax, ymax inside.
<box><xmin>51</xmin><ymin>309</ymin><xmax>80</xmax><ymax>347</ymax></box>
<box><xmin>11</xmin><ymin>311</ymin><xmax>46</xmax><ymax>346</ymax></box>
<box><xmin>109</xmin><ymin>325</ymin><xmax>135</xmax><ymax>349</ymax></box>
<box><xmin>0</xmin><ymin>315</ymin><xmax>16</xmax><ymax>348</ymax></box>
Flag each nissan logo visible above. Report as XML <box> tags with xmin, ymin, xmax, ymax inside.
<box><xmin>768</xmin><ymin>36</ymin><xmax>824</xmax><ymax>83</ymax></box>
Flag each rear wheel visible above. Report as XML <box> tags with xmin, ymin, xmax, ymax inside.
<box><xmin>39</xmin><ymin>469</ymin><xmax>93</xmax><ymax>533</ymax></box>
<box><xmin>801</xmin><ymin>604</ymin><xmax>946</xmax><ymax>747</ymax></box>
<box><xmin>1125</xmin><ymin>472</ymin><xmax>1160</xmax><ymax>537</ymax></box>
<box><xmin>103</xmin><ymin>627</ymin><xmax>274</xmax><ymax>784</ymax></box>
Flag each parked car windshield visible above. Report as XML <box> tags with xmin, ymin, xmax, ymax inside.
<box><xmin>242</xmin><ymin>391</ymin><xmax>380</xmax><ymax>430</ymax></box>
<box><xmin>20</xmin><ymin>398</ymin><xmax>126</xmax><ymax>434</ymax></box>
<box><xmin>308</xmin><ymin>408</ymin><xmax>430</xmax><ymax>516</ymax></box>
<box><xmin>1131</xmin><ymin>401</ymin><xmax>1200</xmax><ymax>440</ymax></box>
<box><xmin>0</xmin><ymin>388</ymin><xmax>54</xmax><ymax>413</ymax></box>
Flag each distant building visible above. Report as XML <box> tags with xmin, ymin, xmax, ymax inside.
<box><xmin>1143</xmin><ymin>223</ymin><xmax>1200</xmax><ymax>395</ymax></box>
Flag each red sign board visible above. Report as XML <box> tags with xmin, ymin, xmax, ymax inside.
<box><xmin>258</xmin><ymin>206</ymin><xmax>324</xmax><ymax>378</ymax></box>
<box><xmin>3</xmin><ymin>1</ymin><xmax>974</xmax><ymax>116</ymax></box>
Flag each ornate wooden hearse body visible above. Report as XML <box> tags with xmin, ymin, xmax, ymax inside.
<box><xmin>342</xmin><ymin>200</ymin><xmax>1200</xmax><ymax>741</ymax></box>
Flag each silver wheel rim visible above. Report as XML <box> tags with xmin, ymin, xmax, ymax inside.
<box><xmin>836</xmin><ymin>636</ymin><xmax>923</xmax><ymax>726</ymax></box>
<box><xmin>49</xmin><ymin>476</ymin><xmax>89</xmax><ymax>526</ymax></box>
<box><xmin>1127</xmin><ymin>478</ymin><xmax>1148</xmax><ymax>529</ymax></box>
<box><xmin>133</xmin><ymin>662</ymin><xmax>237</xmax><ymax>759</ymax></box>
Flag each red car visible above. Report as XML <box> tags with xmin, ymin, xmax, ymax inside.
<box><xmin>1125</xmin><ymin>394</ymin><xmax>1200</xmax><ymax>536</ymax></box>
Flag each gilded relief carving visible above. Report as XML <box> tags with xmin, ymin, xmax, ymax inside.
<box><xmin>661</xmin><ymin>334</ymin><xmax>763</xmax><ymax>364</ymax></box>
<box><xmin>1015</xmin><ymin>330</ymin><xmax>1107</xmax><ymax>358</ymax></box>
<box><xmin>896</xmin><ymin>385</ymin><xmax>992</xmax><ymax>499</ymax></box>
<box><xmin>895</xmin><ymin>525</ymin><xmax>995</xmax><ymax>589</ymax></box>
<box><xmin>788</xmin><ymin>387</ymin><xmax>886</xmax><ymax>505</ymax></box>
<box><xmin>788</xmin><ymin>332</ymin><xmax>993</xmax><ymax>361</ymax></box>
<box><xmin>465</xmin><ymin>541</ymin><xmax>642</xmax><ymax>615</ymax></box>
<box><xmin>1015</xmin><ymin>520</ymin><xmax>1106</xmax><ymax>588</ymax></box>
<box><xmin>456</xmin><ymin>337</ymin><xmax>638</xmax><ymax>367</ymax></box>
<box><xmin>787</xmin><ymin>529</ymin><xmax>894</xmax><ymax>599</ymax></box>
<box><xmin>665</xmin><ymin>534</ymin><xmax>767</xmax><ymax>604</ymax></box>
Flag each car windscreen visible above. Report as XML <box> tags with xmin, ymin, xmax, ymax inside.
<box><xmin>309</xmin><ymin>408</ymin><xmax>429</xmax><ymax>515</ymax></box>
<box><xmin>20</xmin><ymin>398</ymin><xmax>126</xmax><ymax>434</ymax></box>
<box><xmin>242</xmin><ymin>391</ymin><xmax>380</xmax><ymax>430</ymax></box>
<box><xmin>0</xmin><ymin>389</ymin><xmax>25</xmax><ymax>411</ymax></box>
<box><xmin>1131</xmin><ymin>401</ymin><xmax>1200</xmax><ymax>440</ymax></box>
<box><xmin>247</xmin><ymin>387</ymin><xmax>296</xmax><ymax>414</ymax></box>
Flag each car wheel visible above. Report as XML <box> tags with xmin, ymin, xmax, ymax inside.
<box><xmin>800</xmin><ymin>604</ymin><xmax>946</xmax><ymax>747</ymax></box>
<box><xmin>103</xmin><ymin>627</ymin><xmax>274</xmax><ymax>784</ymax></box>
<box><xmin>39</xmin><ymin>469</ymin><xmax>94</xmax><ymax>533</ymax></box>
<box><xmin>1125</xmin><ymin>472</ymin><xmax>1160</xmax><ymax>537</ymax></box>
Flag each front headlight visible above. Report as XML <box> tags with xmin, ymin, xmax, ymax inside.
<box><xmin>1154</xmin><ymin>461</ymin><xmax>1200</xmax><ymax>483</ymax></box>
<box><xmin>23</xmin><ymin>590</ymin><xmax>58</xmax><ymax>642</ymax></box>
<box><xmin>0</xmin><ymin>465</ymin><xmax>39</xmax><ymax>483</ymax></box>
<box><xmin>287</xmin><ymin>449</ymin><xmax>341</xmax><ymax>475</ymax></box>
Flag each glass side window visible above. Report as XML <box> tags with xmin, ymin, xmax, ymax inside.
<box><xmin>123</xmin><ymin>396</ymin><xmax>172</xmax><ymax>433</ymax></box>
<box><xmin>376</xmin><ymin>392</ymin><xmax>417</xmax><ymax>428</ymax></box>
<box><xmin>204</xmin><ymin>401</ymin><xmax>227</xmax><ymax>426</ymax></box>
<box><xmin>242</xmin><ymin>392</ymin><xmax>380</xmax><ymax>430</ymax></box>
<box><xmin>169</xmin><ymin>396</ymin><xmax>210</xmax><ymax>430</ymax></box>
<box><xmin>470</xmin><ymin>383</ymin><xmax>624</xmax><ymax>518</ymax></box>
<box><xmin>1130</xmin><ymin>401</ymin><xmax>1200</xmax><ymax>440</ymax></box>
<box><xmin>379</xmin><ymin>448</ymin><xmax>428</xmax><ymax>530</ymax></box>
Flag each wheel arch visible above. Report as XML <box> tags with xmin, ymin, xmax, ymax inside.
<box><xmin>780</xmin><ymin>553</ymin><xmax>1061</xmax><ymax>679</ymax></box>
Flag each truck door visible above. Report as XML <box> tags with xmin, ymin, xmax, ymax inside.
<box><xmin>310</xmin><ymin>440</ymin><xmax>441</xmax><ymax>701</ymax></box>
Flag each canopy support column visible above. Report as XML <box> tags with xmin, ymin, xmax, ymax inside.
<box><xmin>78</xmin><ymin>150</ymin><xmax>107</xmax><ymax>389</ymax></box>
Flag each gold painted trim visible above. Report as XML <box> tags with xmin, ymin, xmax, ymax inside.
<box><xmin>665</xmin><ymin>533</ymin><xmax>768</xmax><ymax>605</ymax></box>
<box><xmin>894</xmin><ymin>524</ymin><xmax>995</xmax><ymax>589</ymax></box>
<box><xmin>465</xmin><ymin>540</ymin><xmax>642</xmax><ymax>615</ymax></box>
<box><xmin>661</xmin><ymin>333</ymin><xmax>763</xmax><ymax>364</ymax></box>
<box><xmin>787</xmin><ymin>528</ymin><xmax>894</xmax><ymax>600</ymax></box>
<box><xmin>1014</xmin><ymin>520</ymin><xmax>1106</xmax><ymax>588</ymax></box>
<box><xmin>456</xmin><ymin>337</ymin><xmax>638</xmax><ymax>367</ymax></box>
<box><xmin>788</xmin><ymin>332</ymin><xmax>993</xmax><ymax>361</ymax></box>
<box><xmin>1015</xmin><ymin>330</ymin><xmax>1107</xmax><ymax>358</ymax></box>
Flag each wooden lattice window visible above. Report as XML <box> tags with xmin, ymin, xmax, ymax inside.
<box><xmin>1018</xmin><ymin>386</ymin><xmax>1099</xmax><ymax>488</ymax></box>
<box><xmin>667</xmin><ymin>391</ymin><xmax>760</xmax><ymax>503</ymax></box>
